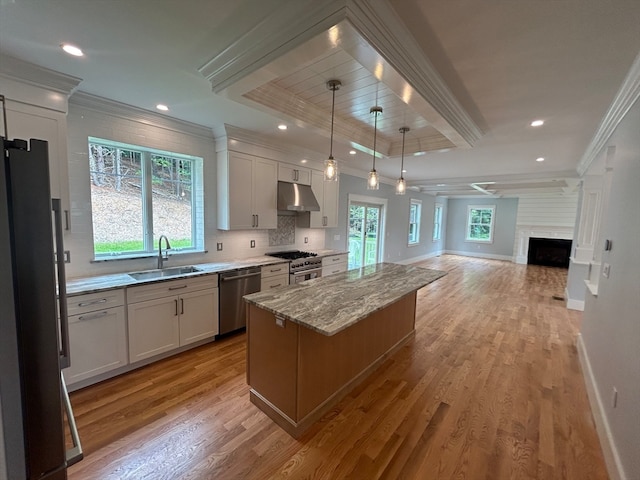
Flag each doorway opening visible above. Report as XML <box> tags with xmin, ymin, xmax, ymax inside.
<box><xmin>347</xmin><ymin>194</ymin><xmax>387</xmax><ymax>269</ymax></box>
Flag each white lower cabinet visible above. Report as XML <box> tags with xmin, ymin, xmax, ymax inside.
<box><xmin>127</xmin><ymin>275</ymin><xmax>219</xmax><ymax>363</ymax></box>
<box><xmin>63</xmin><ymin>289</ymin><xmax>128</xmax><ymax>386</ymax></box>
<box><xmin>322</xmin><ymin>254</ymin><xmax>348</xmax><ymax>277</ymax></box>
<box><xmin>261</xmin><ymin>262</ymin><xmax>289</xmax><ymax>291</ymax></box>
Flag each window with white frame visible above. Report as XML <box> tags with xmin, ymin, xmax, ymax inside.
<box><xmin>466</xmin><ymin>205</ymin><xmax>495</xmax><ymax>243</ymax></box>
<box><xmin>88</xmin><ymin>137</ymin><xmax>204</xmax><ymax>258</ymax></box>
<box><xmin>408</xmin><ymin>199</ymin><xmax>422</xmax><ymax>245</ymax></box>
<box><xmin>433</xmin><ymin>203</ymin><xmax>443</xmax><ymax>241</ymax></box>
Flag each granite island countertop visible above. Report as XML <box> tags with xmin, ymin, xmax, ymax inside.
<box><xmin>243</xmin><ymin>262</ymin><xmax>446</xmax><ymax>336</ymax></box>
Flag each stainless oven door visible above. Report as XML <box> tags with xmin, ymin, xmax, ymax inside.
<box><xmin>290</xmin><ymin>268</ymin><xmax>322</xmax><ymax>284</ymax></box>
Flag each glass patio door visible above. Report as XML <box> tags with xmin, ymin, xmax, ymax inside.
<box><xmin>348</xmin><ymin>202</ymin><xmax>381</xmax><ymax>269</ymax></box>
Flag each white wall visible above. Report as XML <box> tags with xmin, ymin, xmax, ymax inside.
<box><xmin>444</xmin><ymin>197</ymin><xmax>518</xmax><ymax>260</ymax></box>
<box><xmin>65</xmin><ymin>94</ymin><xmax>324</xmax><ymax>278</ymax></box>
<box><xmin>578</xmin><ymin>99</ymin><xmax>640</xmax><ymax>480</ymax></box>
<box><xmin>323</xmin><ymin>174</ymin><xmax>446</xmax><ymax>264</ymax></box>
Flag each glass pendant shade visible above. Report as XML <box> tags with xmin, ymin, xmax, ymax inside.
<box><xmin>368</xmin><ymin>169</ymin><xmax>379</xmax><ymax>190</ymax></box>
<box><xmin>396</xmin><ymin>126</ymin><xmax>410</xmax><ymax>195</ymax></box>
<box><xmin>324</xmin><ymin>80</ymin><xmax>341</xmax><ymax>182</ymax></box>
<box><xmin>324</xmin><ymin>157</ymin><xmax>337</xmax><ymax>181</ymax></box>
<box><xmin>367</xmin><ymin>105</ymin><xmax>382</xmax><ymax>190</ymax></box>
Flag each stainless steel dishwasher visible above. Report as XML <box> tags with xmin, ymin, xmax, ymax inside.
<box><xmin>219</xmin><ymin>266</ymin><xmax>261</xmax><ymax>335</ymax></box>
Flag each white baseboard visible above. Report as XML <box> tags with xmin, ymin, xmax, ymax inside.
<box><xmin>577</xmin><ymin>334</ymin><xmax>626</xmax><ymax>480</ymax></box>
<box><xmin>396</xmin><ymin>250</ymin><xmax>443</xmax><ymax>265</ymax></box>
<box><xmin>444</xmin><ymin>250</ymin><xmax>513</xmax><ymax>262</ymax></box>
<box><xmin>565</xmin><ymin>287</ymin><xmax>585</xmax><ymax>311</ymax></box>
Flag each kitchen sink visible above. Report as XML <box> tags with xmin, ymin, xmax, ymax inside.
<box><xmin>129</xmin><ymin>265</ymin><xmax>202</xmax><ymax>281</ymax></box>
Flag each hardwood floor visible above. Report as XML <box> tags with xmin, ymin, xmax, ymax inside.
<box><xmin>67</xmin><ymin>255</ymin><xmax>608</xmax><ymax>479</ymax></box>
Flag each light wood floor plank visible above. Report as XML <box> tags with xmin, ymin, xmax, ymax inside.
<box><xmin>68</xmin><ymin>255</ymin><xmax>609</xmax><ymax>479</ymax></box>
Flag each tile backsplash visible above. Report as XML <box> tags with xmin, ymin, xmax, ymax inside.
<box><xmin>269</xmin><ymin>215</ymin><xmax>296</xmax><ymax>246</ymax></box>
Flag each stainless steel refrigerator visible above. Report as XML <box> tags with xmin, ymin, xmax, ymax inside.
<box><xmin>0</xmin><ymin>137</ymin><xmax>82</xmax><ymax>479</ymax></box>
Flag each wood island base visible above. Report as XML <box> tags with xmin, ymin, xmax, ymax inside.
<box><xmin>246</xmin><ymin>292</ymin><xmax>417</xmax><ymax>438</ymax></box>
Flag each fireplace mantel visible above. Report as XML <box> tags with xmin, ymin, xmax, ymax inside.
<box><xmin>513</xmin><ymin>225</ymin><xmax>573</xmax><ymax>264</ymax></box>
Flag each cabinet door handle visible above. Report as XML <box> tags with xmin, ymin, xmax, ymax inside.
<box><xmin>78</xmin><ymin>310</ymin><xmax>109</xmax><ymax>321</ymax></box>
<box><xmin>180</xmin><ymin>298</ymin><xmax>184</xmax><ymax>315</ymax></box>
<box><xmin>256</xmin><ymin>214</ymin><xmax>259</xmax><ymax>227</ymax></box>
<box><xmin>174</xmin><ymin>299</ymin><xmax>178</xmax><ymax>316</ymax></box>
<box><xmin>78</xmin><ymin>298</ymin><xmax>108</xmax><ymax>307</ymax></box>
<box><xmin>270</xmin><ymin>283</ymin><xmax>282</xmax><ymax>288</ymax></box>
<box><xmin>270</xmin><ymin>268</ymin><xmax>283</xmax><ymax>273</ymax></box>
<box><xmin>168</xmin><ymin>285</ymin><xmax>188</xmax><ymax>291</ymax></box>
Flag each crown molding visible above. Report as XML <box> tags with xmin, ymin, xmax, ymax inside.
<box><xmin>0</xmin><ymin>53</ymin><xmax>82</xmax><ymax>94</ymax></box>
<box><xmin>198</xmin><ymin>0</ymin><xmax>346</xmax><ymax>93</ymax></box>
<box><xmin>70</xmin><ymin>92</ymin><xmax>214</xmax><ymax>140</ymax></box>
<box><xmin>577</xmin><ymin>52</ymin><xmax>640</xmax><ymax>176</ymax></box>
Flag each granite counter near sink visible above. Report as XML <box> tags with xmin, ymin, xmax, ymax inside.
<box><xmin>65</xmin><ymin>255</ymin><xmax>291</xmax><ymax>296</ymax></box>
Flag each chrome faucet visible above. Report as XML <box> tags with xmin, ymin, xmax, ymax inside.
<box><xmin>157</xmin><ymin>235</ymin><xmax>171</xmax><ymax>269</ymax></box>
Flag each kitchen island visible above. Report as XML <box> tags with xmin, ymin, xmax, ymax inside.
<box><xmin>243</xmin><ymin>262</ymin><xmax>446</xmax><ymax>437</ymax></box>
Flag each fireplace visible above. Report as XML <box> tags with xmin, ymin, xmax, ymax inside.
<box><xmin>527</xmin><ymin>237</ymin><xmax>572</xmax><ymax>268</ymax></box>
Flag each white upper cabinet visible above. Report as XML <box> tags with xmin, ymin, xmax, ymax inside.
<box><xmin>218</xmin><ymin>150</ymin><xmax>277</xmax><ymax>230</ymax></box>
<box><xmin>278</xmin><ymin>163</ymin><xmax>311</xmax><ymax>185</ymax></box>
<box><xmin>306</xmin><ymin>170</ymin><xmax>339</xmax><ymax>228</ymax></box>
<box><xmin>0</xmin><ymin>56</ymin><xmax>81</xmax><ymax>229</ymax></box>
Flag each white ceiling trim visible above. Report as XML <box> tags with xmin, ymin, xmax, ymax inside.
<box><xmin>0</xmin><ymin>53</ymin><xmax>82</xmax><ymax>95</ymax></box>
<box><xmin>69</xmin><ymin>92</ymin><xmax>214</xmax><ymax>140</ymax></box>
<box><xmin>577</xmin><ymin>52</ymin><xmax>640</xmax><ymax>176</ymax></box>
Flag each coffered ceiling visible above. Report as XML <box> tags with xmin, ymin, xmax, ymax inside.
<box><xmin>1</xmin><ymin>0</ymin><xmax>639</xmax><ymax>196</ymax></box>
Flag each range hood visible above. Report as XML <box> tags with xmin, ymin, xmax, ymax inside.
<box><xmin>277</xmin><ymin>181</ymin><xmax>320</xmax><ymax>212</ymax></box>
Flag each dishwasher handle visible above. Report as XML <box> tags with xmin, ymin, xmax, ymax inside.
<box><xmin>221</xmin><ymin>271</ymin><xmax>261</xmax><ymax>282</ymax></box>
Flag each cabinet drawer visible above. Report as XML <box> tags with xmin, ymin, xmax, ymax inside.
<box><xmin>321</xmin><ymin>254</ymin><xmax>347</xmax><ymax>267</ymax></box>
<box><xmin>261</xmin><ymin>274</ymin><xmax>289</xmax><ymax>291</ymax></box>
<box><xmin>63</xmin><ymin>305</ymin><xmax>128</xmax><ymax>385</ymax></box>
<box><xmin>127</xmin><ymin>274</ymin><xmax>218</xmax><ymax>304</ymax></box>
<box><xmin>67</xmin><ymin>289</ymin><xmax>125</xmax><ymax>316</ymax></box>
<box><xmin>261</xmin><ymin>262</ymin><xmax>289</xmax><ymax>279</ymax></box>
<box><xmin>322</xmin><ymin>263</ymin><xmax>347</xmax><ymax>277</ymax></box>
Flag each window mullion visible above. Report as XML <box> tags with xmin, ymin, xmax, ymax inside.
<box><xmin>142</xmin><ymin>151</ymin><xmax>154</xmax><ymax>252</ymax></box>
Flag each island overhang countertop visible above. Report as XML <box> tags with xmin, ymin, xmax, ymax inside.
<box><xmin>244</xmin><ymin>262</ymin><xmax>447</xmax><ymax>336</ymax></box>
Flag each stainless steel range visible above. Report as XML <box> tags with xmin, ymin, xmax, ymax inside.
<box><xmin>268</xmin><ymin>250</ymin><xmax>322</xmax><ymax>284</ymax></box>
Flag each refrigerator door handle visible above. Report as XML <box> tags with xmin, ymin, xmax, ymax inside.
<box><xmin>60</xmin><ymin>371</ymin><xmax>83</xmax><ymax>466</ymax></box>
<box><xmin>53</xmin><ymin>199</ymin><xmax>71</xmax><ymax>369</ymax></box>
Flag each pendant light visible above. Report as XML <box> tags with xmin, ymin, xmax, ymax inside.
<box><xmin>367</xmin><ymin>106</ymin><xmax>382</xmax><ymax>190</ymax></box>
<box><xmin>324</xmin><ymin>79</ymin><xmax>341</xmax><ymax>181</ymax></box>
<box><xmin>396</xmin><ymin>126</ymin><xmax>409</xmax><ymax>195</ymax></box>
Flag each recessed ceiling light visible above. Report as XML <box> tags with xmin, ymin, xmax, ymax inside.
<box><xmin>277</xmin><ymin>124</ymin><xmax>287</xmax><ymax>130</ymax></box>
<box><xmin>437</xmin><ymin>184</ymin><xmax>446</xmax><ymax>187</ymax></box>
<box><xmin>349</xmin><ymin>150</ymin><xmax>356</xmax><ymax>155</ymax></box>
<box><xmin>531</xmin><ymin>120</ymin><xmax>544</xmax><ymax>127</ymax></box>
<box><xmin>300</xmin><ymin>159</ymin><xmax>308</xmax><ymax>164</ymax></box>
<box><xmin>413</xmin><ymin>151</ymin><xmax>426</xmax><ymax>157</ymax></box>
<box><xmin>156</xmin><ymin>104</ymin><xmax>169</xmax><ymax>111</ymax></box>
<box><xmin>536</xmin><ymin>157</ymin><xmax>545</xmax><ymax>162</ymax></box>
<box><xmin>61</xmin><ymin>44</ymin><xmax>83</xmax><ymax>57</ymax></box>
<box><xmin>402</xmin><ymin>169</ymin><xmax>407</xmax><ymax>173</ymax></box>
<box><xmin>438</xmin><ymin>148</ymin><xmax>451</xmax><ymax>153</ymax></box>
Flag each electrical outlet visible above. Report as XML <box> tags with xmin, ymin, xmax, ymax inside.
<box><xmin>250</xmin><ymin>240</ymin><xmax>255</xmax><ymax>248</ymax></box>
<box><xmin>216</xmin><ymin>242</ymin><xmax>223</xmax><ymax>251</ymax></box>
<box><xmin>603</xmin><ymin>263</ymin><xmax>611</xmax><ymax>278</ymax></box>
<box><xmin>304</xmin><ymin>237</ymin><xmax>309</xmax><ymax>244</ymax></box>
<box><xmin>334</xmin><ymin>234</ymin><xmax>340</xmax><ymax>241</ymax></box>
<box><xmin>611</xmin><ymin>387</ymin><xmax>618</xmax><ymax>408</ymax></box>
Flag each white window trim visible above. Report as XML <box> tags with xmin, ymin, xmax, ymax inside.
<box><xmin>408</xmin><ymin>199</ymin><xmax>422</xmax><ymax>246</ymax></box>
<box><xmin>433</xmin><ymin>203</ymin><xmax>443</xmax><ymax>242</ymax></box>
<box><xmin>88</xmin><ymin>137</ymin><xmax>205</xmax><ymax>260</ymax></box>
<box><xmin>465</xmin><ymin>205</ymin><xmax>496</xmax><ymax>243</ymax></box>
